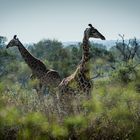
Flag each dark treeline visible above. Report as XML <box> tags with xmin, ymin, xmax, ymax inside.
<box><xmin>1</xmin><ymin>35</ymin><xmax>140</xmax><ymax>85</ymax></box>
<box><xmin>0</xmin><ymin>36</ymin><xmax>113</xmax><ymax>84</ymax></box>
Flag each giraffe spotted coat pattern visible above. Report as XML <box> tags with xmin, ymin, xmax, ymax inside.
<box><xmin>6</xmin><ymin>35</ymin><xmax>61</xmax><ymax>94</ymax></box>
<box><xmin>58</xmin><ymin>24</ymin><xmax>105</xmax><ymax>114</ymax></box>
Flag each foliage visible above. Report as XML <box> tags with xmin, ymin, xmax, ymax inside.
<box><xmin>0</xmin><ymin>36</ymin><xmax>140</xmax><ymax>139</ymax></box>
<box><xmin>0</xmin><ymin>36</ymin><xmax>7</xmax><ymax>48</ymax></box>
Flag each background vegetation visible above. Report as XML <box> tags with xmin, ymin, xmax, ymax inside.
<box><xmin>0</xmin><ymin>35</ymin><xmax>140</xmax><ymax>139</ymax></box>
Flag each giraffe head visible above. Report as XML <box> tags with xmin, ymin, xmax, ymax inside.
<box><xmin>84</xmin><ymin>24</ymin><xmax>105</xmax><ymax>40</ymax></box>
<box><xmin>6</xmin><ymin>35</ymin><xmax>20</xmax><ymax>48</ymax></box>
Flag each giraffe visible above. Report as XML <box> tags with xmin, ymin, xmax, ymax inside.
<box><xmin>58</xmin><ymin>24</ymin><xmax>105</xmax><ymax>114</ymax></box>
<box><xmin>6</xmin><ymin>35</ymin><xmax>61</xmax><ymax>95</ymax></box>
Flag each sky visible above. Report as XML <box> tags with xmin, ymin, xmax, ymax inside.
<box><xmin>0</xmin><ymin>0</ymin><xmax>140</xmax><ymax>43</ymax></box>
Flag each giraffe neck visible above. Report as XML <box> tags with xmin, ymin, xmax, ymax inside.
<box><xmin>82</xmin><ymin>35</ymin><xmax>90</xmax><ymax>62</ymax></box>
<box><xmin>17</xmin><ymin>41</ymin><xmax>48</xmax><ymax>74</ymax></box>
<box><xmin>77</xmin><ymin>35</ymin><xmax>90</xmax><ymax>80</ymax></box>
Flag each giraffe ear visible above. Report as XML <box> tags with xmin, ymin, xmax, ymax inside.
<box><xmin>13</xmin><ymin>35</ymin><xmax>17</xmax><ymax>39</ymax></box>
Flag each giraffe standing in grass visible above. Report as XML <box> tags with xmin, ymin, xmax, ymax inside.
<box><xmin>58</xmin><ymin>24</ymin><xmax>105</xmax><ymax>114</ymax></box>
<box><xmin>6</xmin><ymin>35</ymin><xmax>61</xmax><ymax>96</ymax></box>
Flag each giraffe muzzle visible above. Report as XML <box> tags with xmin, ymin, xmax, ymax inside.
<box><xmin>101</xmin><ymin>35</ymin><xmax>106</xmax><ymax>40</ymax></box>
<box><xmin>6</xmin><ymin>45</ymin><xmax>9</xmax><ymax>49</ymax></box>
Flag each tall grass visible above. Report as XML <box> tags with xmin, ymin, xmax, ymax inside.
<box><xmin>0</xmin><ymin>76</ymin><xmax>140</xmax><ymax>139</ymax></box>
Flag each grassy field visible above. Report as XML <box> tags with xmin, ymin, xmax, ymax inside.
<box><xmin>0</xmin><ymin>70</ymin><xmax>140</xmax><ymax>140</ymax></box>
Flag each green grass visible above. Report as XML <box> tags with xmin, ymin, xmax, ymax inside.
<box><xmin>0</xmin><ymin>75</ymin><xmax>140</xmax><ymax>140</ymax></box>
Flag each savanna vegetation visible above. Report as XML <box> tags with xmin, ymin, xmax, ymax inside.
<box><xmin>0</xmin><ymin>35</ymin><xmax>140</xmax><ymax>140</ymax></box>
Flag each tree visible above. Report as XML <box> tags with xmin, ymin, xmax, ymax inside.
<box><xmin>0</xmin><ymin>36</ymin><xmax>7</xmax><ymax>48</ymax></box>
<box><xmin>115</xmin><ymin>34</ymin><xmax>140</xmax><ymax>63</ymax></box>
<box><xmin>110</xmin><ymin>35</ymin><xmax>140</xmax><ymax>83</ymax></box>
<box><xmin>30</xmin><ymin>39</ymin><xmax>63</xmax><ymax>60</ymax></box>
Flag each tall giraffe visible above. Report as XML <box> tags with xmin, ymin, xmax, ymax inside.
<box><xmin>6</xmin><ymin>35</ymin><xmax>61</xmax><ymax>94</ymax></box>
<box><xmin>58</xmin><ymin>24</ymin><xmax>105</xmax><ymax>114</ymax></box>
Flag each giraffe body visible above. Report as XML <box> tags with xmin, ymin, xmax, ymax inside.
<box><xmin>6</xmin><ymin>36</ymin><xmax>61</xmax><ymax>94</ymax></box>
<box><xmin>59</xmin><ymin>63</ymin><xmax>92</xmax><ymax>95</ymax></box>
<box><xmin>58</xmin><ymin>24</ymin><xmax>105</xmax><ymax>114</ymax></box>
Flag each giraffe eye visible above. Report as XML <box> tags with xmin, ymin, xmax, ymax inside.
<box><xmin>92</xmin><ymin>29</ymin><xmax>97</xmax><ymax>33</ymax></box>
<box><xmin>91</xmin><ymin>31</ymin><xmax>95</xmax><ymax>34</ymax></box>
